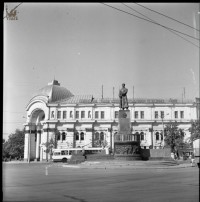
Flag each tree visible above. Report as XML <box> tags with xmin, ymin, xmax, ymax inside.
<box><xmin>42</xmin><ymin>137</ymin><xmax>56</xmax><ymax>161</ymax></box>
<box><xmin>164</xmin><ymin>122</ymin><xmax>185</xmax><ymax>154</ymax></box>
<box><xmin>3</xmin><ymin>129</ymin><xmax>25</xmax><ymax>159</ymax></box>
<box><xmin>189</xmin><ymin>120</ymin><xmax>200</xmax><ymax>142</ymax></box>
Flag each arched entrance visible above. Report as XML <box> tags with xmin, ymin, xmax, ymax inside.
<box><xmin>25</xmin><ymin>109</ymin><xmax>45</xmax><ymax>161</ymax></box>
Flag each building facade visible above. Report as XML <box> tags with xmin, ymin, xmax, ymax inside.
<box><xmin>24</xmin><ymin>80</ymin><xmax>197</xmax><ymax>161</ymax></box>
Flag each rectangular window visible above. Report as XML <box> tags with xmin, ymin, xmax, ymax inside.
<box><xmin>140</xmin><ymin>111</ymin><xmax>144</xmax><ymax>119</ymax></box>
<box><xmin>161</xmin><ymin>111</ymin><xmax>164</xmax><ymax>119</ymax></box>
<box><xmin>81</xmin><ymin>111</ymin><xmax>85</xmax><ymax>118</ymax></box>
<box><xmin>75</xmin><ymin>111</ymin><xmax>79</xmax><ymax>119</ymax></box>
<box><xmin>155</xmin><ymin>111</ymin><xmax>158</xmax><ymax>119</ymax></box>
<box><xmin>63</xmin><ymin>111</ymin><xmax>66</xmax><ymax>119</ymax></box>
<box><xmin>134</xmin><ymin>111</ymin><xmax>138</xmax><ymax>119</ymax></box>
<box><xmin>180</xmin><ymin>111</ymin><xmax>184</xmax><ymax>119</ymax></box>
<box><xmin>115</xmin><ymin>111</ymin><xmax>119</xmax><ymax>119</ymax></box>
<box><xmin>70</xmin><ymin>111</ymin><xmax>73</xmax><ymax>118</ymax></box>
<box><xmin>174</xmin><ymin>111</ymin><xmax>178</xmax><ymax>119</ymax></box>
<box><xmin>141</xmin><ymin>134</ymin><xmax>144</xmax><ymax>140</ymax></box>
<box><xmin>95</xmin><ymin>111</ymin><xmax>99</xmax><ymax>119</ymax></box>
<box><xmin>57</xmin><ymin>111</ymin><xmax>61</xmax><ymax>119</ymax></box>
<box><xmin>88</xmin><ymin>111</ymin><xmax>91</xmax><ymax>118</ymax></box>
<box><xmin>101</xmin><ymin>111</ymin><xmax>105</xmax><ymax>119</ymax></box>
<box><xmin>51</xmin><ymin>111</ymin><xmax>55</xmax><ymax>118</ymax></box>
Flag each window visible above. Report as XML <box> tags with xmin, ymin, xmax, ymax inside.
<box><xmin>62</xmin><ymin>132</ymin><xmax>66</xmax><ymax>141</ymax></box>
<box><xmin>57</xmin><ymin>133</ymin><xmax>60</xmax><ymax>141</ymax></box>
<box><xmin>100</xmin><ymin>132</ymin><xmax>104</xmax><ymax>140</ymax></box>
<box><xmin>140</xmin><ymin>111</ymin><xmax>144</xmax><ymax>119</ymax></box>
<box><xmin>140</xmin><ymin>132</ymin><xmax>144</xmax><ymax>140</ymax></box>
<box><xmin>155</xmin><ymin>111</ymin><xmax>158</xmax><ymax>119</ymax></box>
<box><xmin>75</xmin><ymin>132</ymin><xmax>79</xmax><ymax>140</ymax></box>
<box><xmin>174</xmin><ymin>111</ymin><xmax>178</xmax><ymax>119</ymax></box>
<box><xmin>94</xmin><ymin>132</ymin><xmax>99</xmax><ymax>140</ymax></box>
<box><xmin>180</xmin><ymin>111</ymin><xmax>184</xmax><ymax>119</ymax></box>
<box><xmin>80</xmin><ymin>132</ymin><xmax>84</xmax><ymax>140</ymax></box>
<box><xmin>63</xmin><ymin>111</ymin><xmax>67</xmax><ymax>119</ymax></box>
<box><xmin>95</xmin><ymin>111</ymin><xmax>99</xmax><ymax>119</ymax></box>
<box><xmin>161</xmin><ymin>111</ymin><xmax>164</xmax><ymax>119</ymax></box>
<box><xmin>81</xmin><ymin>111</ymin><xmax>85</xmax><ymax>118</ymax></box>
<box><xmin>156</xmin><ymin>132</ymin><xmax>159</xmax><ymax>140</ymax></box>
<box><xmin>101</xmin><ymin>111</ymin><xmax>105</xmax><ymax>119</ymax></box>
<box><xmin>88</xmin><ymin>111</ymin><xmax>91</xmax><ymax>118</ymax></box>
<box><xmin>51</xmin><ymin>111</ymin><xmax>55</xmax><ymax>118</ymax></box>
<box><xmin>115</xmin><ymin>111</ymin><xmax>119</xmax><ymax>119</ymax></box>
<box><xmin>57</xmin><ymin>111</ymin><xmax>61</xmax><ymax>119</ymax></box>
<box><xmin>70</xmin><ymin>111</ymin><xmax>73</xmax><ymax>118</ymax></box>
<box><xmin>75</xmin><ymin>111</ymin><xmax>79</xmax><ymax>119</ymax></box>
<box><xmin>134</xmin><ymin>111</ymin><xmax>138</xmax><ymax>119</ymax></box>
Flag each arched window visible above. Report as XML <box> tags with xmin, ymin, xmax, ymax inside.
<box><xmin>62</xmin><ymin>132</ymin><xmax>66</xmax><ymax>141</ymax></box>
<box><xmin>140</xmin><ymin>132</ymin><xmax>144</xmax><ymax>140</ymax></box>
<box><xmin>94</xmin><ymin>132</ymin><xmax>99</xmax><ymax>140</ymax></box>
<box><xmin>57</xmin><ymin>132</ymin><xmax>60</xmax><ymax>141</ymax></box>
<box><xmin>100</xmin><ymin>132</ymin><xmax>104</xmax><ymax>140</ymax></box>
<box><xmin>156</xmin><ymin>132</ymin><xmax>160</xmax><ymax>140</ymax></box>
<box><xmin>80</xmin><ymin>132</ymin><xmax>84</xmax><ymax>141</ymax></box>
<box><xmin>161</xmin><ymin>132</ymin><xmax>163</xmax><ymax>140</ymax></box>
<box><xmin>75</xmin><ymin>132</ymin><xmax>79</xmax><ymax>141</ymax></box>
<box><xmin>135</xmin><ymin>132</ymin><xmax>140</xmax><ymax>142</ymax></box>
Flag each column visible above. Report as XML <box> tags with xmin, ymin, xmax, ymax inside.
<box><xmin>24</xmin><ymin>130</ymin><xmax>29</xmax><ymax>161</ymax></box>
<box><xmin>36</xmin><ymin>130</ymin><xmax>41</xmax><ymax>160</ymax></box>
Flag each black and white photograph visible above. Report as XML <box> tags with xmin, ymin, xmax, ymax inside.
<box><xmin>3</xmin><ymin>2</ymin><xmax>200</xmax><ymax>202</ymax></box>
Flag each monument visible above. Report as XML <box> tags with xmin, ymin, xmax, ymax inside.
<box><xmin>114</xmin><ymin>83</ymin><xmax>141</xmax><ymax>160</ymax></box>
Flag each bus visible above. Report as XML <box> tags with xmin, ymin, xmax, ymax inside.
<box><xmin>52</xmin><ymin>147</ymin><xmax>105</xmax><ymax>162</ymax></box>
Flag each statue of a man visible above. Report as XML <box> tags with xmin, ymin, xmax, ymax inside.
<box><xmin>119</xmin><ymin>83</ymin><xmax>129</xmax><ymax>110</ymax></box>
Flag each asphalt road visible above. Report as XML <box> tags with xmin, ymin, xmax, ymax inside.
<box><xmin>3</xmin><ymin>162</ymin><xmax>199</xmax><ymax>202</ymax></box>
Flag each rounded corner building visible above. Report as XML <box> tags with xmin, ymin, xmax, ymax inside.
<box><xmin>24</xmin><ymin>79</ymin><xmax>198</xmax><ymax>161</ymax></box>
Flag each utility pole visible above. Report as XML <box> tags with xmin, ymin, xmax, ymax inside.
<box><xmin>102</xmin><ymin>85</ymin><xmax>103</xmax><ymax>99</ymax></box>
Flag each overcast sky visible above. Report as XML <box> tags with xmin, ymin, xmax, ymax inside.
<box><xmin>3</xmin><ymin>3</ymin><xmax>199</xmax><ymax>140</ymax></box>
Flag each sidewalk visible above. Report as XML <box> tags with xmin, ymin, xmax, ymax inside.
<box><xmin>63</xmin><ymin>160</ymin><xmax>195</xmax><ymax>169</ymax></box>
<box><xmin>3</xmin><ymin>160</ymin><xmax>197</xmax><ymax>169</ymax></box>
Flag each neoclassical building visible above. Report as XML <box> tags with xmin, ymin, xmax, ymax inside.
<box><xmin>24</xmin><ymin>80</ymin><xmax>198</xmax><ymax>161</ymax></box>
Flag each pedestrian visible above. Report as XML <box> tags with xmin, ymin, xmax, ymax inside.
<box><xmin>191</xmin><ymin>153</ymin><xmax>195</xmax><ymax>167</ymax></box>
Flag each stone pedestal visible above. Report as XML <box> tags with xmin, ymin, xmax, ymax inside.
<box><xmin>118</xmin><ymin>110</ymin><xmax>131</xmax><ymax>138</ymax></box>
<box><xmin>114</xmin><ymin>110</ymin><xmax>141</xmax><ymax>160</ymax></box>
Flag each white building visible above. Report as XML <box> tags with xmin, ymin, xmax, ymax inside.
<box><xmin>23</xmin><ymin>80</ymin><xmax>197</xmax><ymax>161</ymax></box>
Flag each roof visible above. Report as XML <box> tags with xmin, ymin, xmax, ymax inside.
<box><xmin>31</xmin><ymin>80</ymin><xmax>74</xmax><ymax>103</ymax></box>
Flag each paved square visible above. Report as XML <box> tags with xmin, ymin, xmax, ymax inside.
<box><xmin>3</xmin><ymin>162</ymin><xmax>199</xmax><ymax>202</ymax></box>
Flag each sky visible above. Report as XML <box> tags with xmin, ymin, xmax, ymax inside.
<box><xmin>3</xmin><ymin>3</ymin><xmax>200</xmax><ymax>140</ymax></box>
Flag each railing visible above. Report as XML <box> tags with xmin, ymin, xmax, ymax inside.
<box><xmin>77</xmin><ymin>98</ymin><xmax>195</xmax><ymax>104</ymax></box>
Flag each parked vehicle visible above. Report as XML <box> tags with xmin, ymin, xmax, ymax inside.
<box><xmin>52</xmin><ymin>147</ymin><xmax>104</xmax><ymax>162</ymax></box>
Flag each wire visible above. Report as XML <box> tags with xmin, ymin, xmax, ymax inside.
<box><xmin>101</xmin><ymin>3</ymin><xmax>199</xmax><ymax>41</ymax></box>
<box><xmin>135</xmin><ymin>3</ymin><xmax>199</xmax><ymax>32</ymax></box>
<box><xmin>122</xmin><ymin>3</ymin><xmax>199</xmax><ymax>48</ymax></box>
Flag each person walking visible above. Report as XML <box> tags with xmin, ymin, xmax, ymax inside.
<box><xmin>191</xmin><ymin>153</ymin><xmax>195</xmax><ymax>167</ymax></box>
